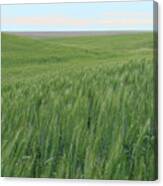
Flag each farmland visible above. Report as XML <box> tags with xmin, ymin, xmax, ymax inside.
<box><xmin>1</xmin><ymin>32</ymin><xmax>157</xmax><ymax>180</ymax></box>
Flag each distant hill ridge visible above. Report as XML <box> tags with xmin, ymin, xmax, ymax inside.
<box><xmin>3</xmin><ymin>31</ymin><xmax>150</xmax><ymax>37</ymax></box>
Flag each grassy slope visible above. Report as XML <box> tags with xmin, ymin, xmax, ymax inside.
<box><xmin>1</xmin><ymin>33</ymin><xmax>157</xmax><ymax>180</ymax></box>
<box><xmin>2</xmin><ymin>33</ymin><xmax>152</xmax><ymax>83</ymax></box>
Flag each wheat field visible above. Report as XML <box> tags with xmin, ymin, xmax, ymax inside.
<box><xmin>1</xmin><ymin>32</ymin><xmax>157</xmax><ymax>180</ymax></box>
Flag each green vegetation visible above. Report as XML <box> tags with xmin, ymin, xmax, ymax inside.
<box><xmin>1</xmin><ymin>33</ymin><xmax>157</xmax><ymax>180</ymax></box>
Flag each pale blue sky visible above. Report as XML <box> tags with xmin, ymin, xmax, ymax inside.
<box><xmin>1</xmin><ymin>1</ymin><xmax>153</xmax><ymax>31</ymax></box>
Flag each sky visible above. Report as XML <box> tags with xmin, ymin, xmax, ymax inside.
<box><xmin>1</xmin><ymin>1</ymin><xmax>153</xmax><ymax>31</ymax></box>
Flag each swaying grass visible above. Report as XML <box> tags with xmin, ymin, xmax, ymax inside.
<box><xmin>1</xmin><ymin>32</ymin><xmax>157</xmax><ymax>180</ymax></box>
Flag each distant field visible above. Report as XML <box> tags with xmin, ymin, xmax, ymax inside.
<box><xmin>4</xmin><ymin>31</ymin><xmax>150</xmax><ymax>38</ymax></box>
<box><xmin>1</xmin><ymin>32</ymin><xmax>157</xmax><ymax>180</ymax></box>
